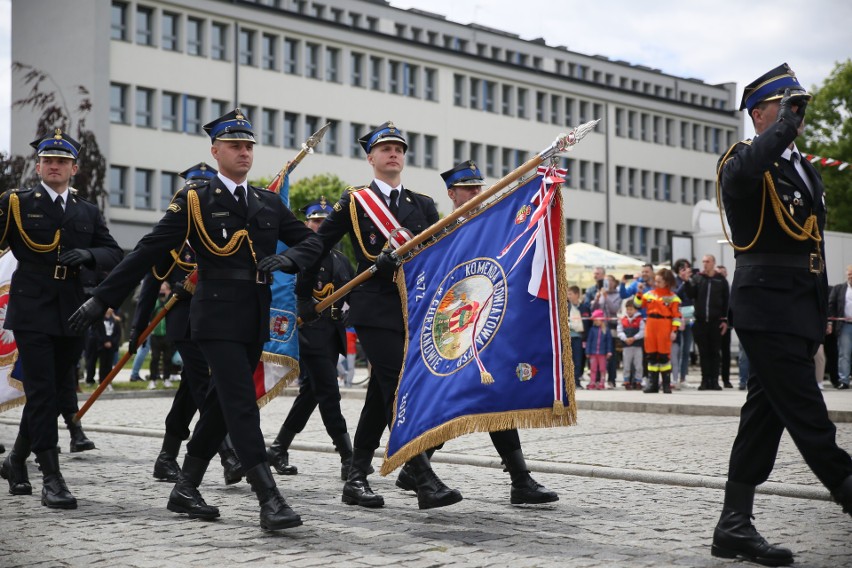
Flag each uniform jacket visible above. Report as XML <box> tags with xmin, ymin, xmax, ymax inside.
<box><xmin>719</xmin><ymin>120</ymin><xmax>827</xmax><ymax>342</ymax></box>
<box><xmin>0</xmin><ymin>185</ymin><xmax>123</xmax><ymax>336</ymax></box>
<box><xmin>95</xmin><ymin>176</ymin><xmax>322</xmax><ymax>343</ymax></box>
<box><xmin>298</xmin><ymin>248</ymin><xmax>354</xmax><ymax>358</ymax></box>
<box><xmin>684</xmin><ymin>271</ymin><xmax>729</xmax><ymax>322</ymax></box>
<box><xmin>307</xmin><ymin>181</ymin><xmax>438</xmax><ymax>332</ymax></box>
<box><xmin>635</xmin><ymin>288</ymin><xmax>682</xmax><ymax>333</ymax></box>
<box><xmin>131</xmin><ymin>250</ymin><xmax>195</xmax><ymax>343</ymax></box>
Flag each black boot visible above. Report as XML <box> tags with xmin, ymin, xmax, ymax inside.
<box><xmin>711</xmin><ymin>481</ymin><xmax>794</xmax><ymax>566</ymax></box>
<box><xmin>342</xmin><ymin>448</ymin><xmax>384</xmax><ymax>508</ymax></box>
<box><xmin>245</xmin><ymin>463</ymin><xmax>302</xmax><ymax>530</ymax></box>
<box><xmin>408</xmin><ymin>453</ymin><xmax>463</xmax><ymax>510</ymax></box>
<box><xmin>643</xmin><ymin>371</ymin><xmax>660</xmax><ymax>393</ymax></box>
<box><xmin>153</xmin><ymin>433</ymin><xmax>182</xmax><ymax>482</ymax></box>
<box><xmin>218</xmin><ymin>436</ymin><xmax>244</xmax><ymax>485</ymax></box>
<box><xmin>267</xmin><ymin>425</ymin><xmax>297</xmax><ymax>475</ymax></box>
<box><xmin>502</xmin><ymin>449</ymin><xmax>559</xmax><ymax>505</ymax></box>
<box><xmin>63</xmin><ymin>412</ymin><xmax>95</xmax><ymax>453</ymax></box>
<box><xmin>396</xmin><ymin>447</ymin><xmax>437</xmax><ymax>492</ymax></box>
<box><xmin>1</xmin><ymin>434</ymin><xmax>32</xmax><ymax>495</ymax></box>
<box><xmin>831</xmin><ymin>475</ymin><xmax>852</xmax><ymax>518</ymax></box>
<box><xmin>167</xmin><ymin>455</ymin><xmax>219</xmax><ymax>520</ymax></box>
<box><xmin>662</xmin><ymin>371</ymin><xmax>672</xmax><ymax>394</ymax></box>
<box><xmin>36</xmin><ymin>448</ymin><xmax>76</xmax><ymax>509</ymax></box>
<box><xmin>333</xmin><ymin>433</ymin><xmax>354</xmax><ymax>481</ymax></box>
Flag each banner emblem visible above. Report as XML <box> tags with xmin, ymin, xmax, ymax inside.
<box><xmin>421</xmin><ymin>258</ymin><xmax>506</xmax><ymax>376</ymax></box>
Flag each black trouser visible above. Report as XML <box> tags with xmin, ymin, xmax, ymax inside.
<box><xmin>490</xmin><ymin>429</ymin><xmax>522</xmax><ymax>455</ymax></box>
<box><xmin>352</xmin><ymin>326</ymin><xmax>405</xmax><ymax>451</ymax></box>
<box><xmin>187</xmin><ymin>340</ymin><xmax>264</xmax><ymax>469</ymax></box>
<box><xmin>729</xmin><ymin>331</ymin><xmax>852</xmax><ymax>490</ymax></box>
<box><xmin>84</xmin><ymin>330</ymin><xmax>98</xmax><ymax>383</ymax></box>
<box><xmin>720</xmin><ymin>328</ymin><xmax>731</xmax><ymax>384</ymax></box>
<box><xmin>164</xmin><ymin>339</ymin><xmax>213</xmax><ymax>440</ymax></box>
<box><xmin>15</xmin><ymin>331</ymin><xmax>83</xmax><ymax>453</ymax></box>
<box><xmin>693</xmin><ymin>319</ymin><xmax>722</xmax><ymax>387</ymax></box>
<box><xmin>283</xmin><ymin>351</ymin><xmax>347</xmax><ymax>438</ymax></box>
<box><xmin>97</xmin><ymin>347</ymin><xmax>119</xmax><ymax>383</ymax></box>
<box><xmin>149</xmin><ymin>334</ymin><xmax>176</xmax><ymax>381</ymax></box>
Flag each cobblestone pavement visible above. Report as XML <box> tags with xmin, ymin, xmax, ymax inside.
<box><xmin>1</xmin><ymin>390</ymin><xmax>850</xmax><ymax>567</ymax></box>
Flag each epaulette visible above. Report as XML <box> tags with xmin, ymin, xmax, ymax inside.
<box><xmin>184</xmin><ymin>179</ymin><xmax>211</xmax><ymax>191</ymax></box>
<box><xmin>253</xmin><ymin>185</ymin><xmax>274</xmax><ymax>194</ymax></box>
<box><xmin>406</xmin><ymin>188</ymin><xmax>432</xmax><ymax>199</ymax></box>
<box><xmin>740</xmin><ymin>138</ymin><xmax>753</xmax><ymax>146</ymax></box>
<box><xmin>347</xmin><ymin>185</ymin><xmax>365</xmax><ymax>194</ymax></box>
<box><xmin>12</xmin><ymin>187</ymin><xmax>30</xmax><ymax>193</ymax></box>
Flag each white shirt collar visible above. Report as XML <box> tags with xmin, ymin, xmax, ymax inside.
<box><xmin>780</xmin><ymin>142</ymin><xmax>801</xmax><ymax>162</ymax></box>
<box><xmin>373</xmin><ymin>178</ymin><xmax>402</xmax><ymax>201</ymax></box>
<box><xmin>217</xmin><ymin>173</ymin><xmax>248</xmax><ymax>200</ymax></box>
<box><xmin>40</xmin><ymin>182</ymin><xmax>67</xmax><ymax>207</ymax></box>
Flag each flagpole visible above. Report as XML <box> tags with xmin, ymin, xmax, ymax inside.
<box><xmin>313</xmin><ymin>120</ymin><xmax>599</xmax><ymax>314</ymax></box>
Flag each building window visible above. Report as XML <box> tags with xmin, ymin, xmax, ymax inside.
<box><xmin>407</xmin><ymin>132</ymin><xmax>419</xmax><ymax>167</ymax></box>
<box><xmin>110</xmin><ymin>83</ymin><xmax>127</xmax><ymax>123</ymax></box>
<box><xmin>566</xmin><ymin>218</ymin><xmax>576</xmax><ymax>244</ymax></box>
<box><xmin>284</xmin><ymin>38</ymin><xmax>299</xmax><ymax>73</ymax></box>
<box><xmin>692</xmin><ymin>124</ymin><xmax>701</xmax><ymax>151</ymax></box>
<box><xmin>579</xmin><ymin>161</ymin><xmax>588</xmax><ymax>190</ymax></box>
<box><xmin>469</xmin><ymin>142</ymin><xmax>482</xmax><ymax>165</ymax></box>
<box><xmin>136</xmin><ymin>5</ymin><xmax>154</xmax><ymax>46</ymax></box>
<box><xmin>469</xmin><ymin>78</ymin><xmax>481</xmax><ymax>109</ymax></box>
<box><xmin>210</xmin><ymin>99</ymin><xmax>227</xmax><ymax>121</ymax></box>
<box><xmin>593</xmin><ymin>222</ymin><xmax>603</xmax><ymax>247</ymax></box>
<box><xmin>161</xmin><ymin>92</ymin><xmax>179</xmax><ymax>131</ymax></box>
<box><xmin>593</xmin><ymin>103</ymin><xmax>604</xmax><ymax>130</ymax></box>
<box><xmin>369</xmin><ymin>56</ymin><xmax>382</xmax><ymax>90</ymax></box>
<box><xmin>680</xmin><ymin>176</ymin><xmax>691</xmax><ymax>205</ymax></box>
<box><xmin>424</xmin><ymin>68</ymin><xmax>436</xmax><ymax>101</ymax></box>
<box><xmin>628</xmin><ymin>168</ymin><xmax>636</xmax><ymax>196</ymax></box>
<box><xmin>388</xmin><ymin>61</ymin><xmax>400</xmax><ymax>94</ymax></box>
<box><xmin>580</xmin><ymin>220</ymin><xmax>589</xmax><ymax>243</ymax></box>
<box><xmin>161</xmin><ymin>172</ymin><xmax>178</xmax><ymax>210</ymax></box>
<box><xmin>517</xmin><ymin>88</ymin><xmax>527</xmax><ymax>118</ymax></box>
<box><xmin>325</xmin><ymin>120</ymin><xmax>339</xmax><ymax>155</ymax></box>
<box><xmin>134</xmin><ymin>169</ymin><xmax>153</xmax><ymax>210</ymax></box>
<box><xmin>135</xmin><ymin>87</ymin><xmax>154</xmax><ymax>128</ymax></box>
<box><xmin>284</xmin><ymin>112</ymin><xmax>298</xmax><ymax>148</ymax></box>
<box><xmin>305</xmin><ymin>43</ymin><xmax>319</xmax><ymax>78</ymax></box>
<box><xmin>350</xmin><ymin>122</ymin><xmax>363</xmax><ymax>158</ymax></box>
<box><xmin>550</xmin><ymin>94</ymin><xmax>560</xmax><ymax>124</ymax></box>
<box><xmin>350</xmin><ymin>52</ymin><xmax>363</xmax><ymax>87</ymax></box>
<box><xmin>485</xmin><ymin>145</ymin><xmax>497</xmax><ymax>177</ymax></box>
<box><xmin>404</xmin><ymin>63</ymin><xmax>418</xmax><ymax>97</ymax></box>
<box><xmin>641</xmin><ymin>170</ymin><xmax>650</xmax><ymax>199</ymax></box>
<box><xmin>641</xmin><ymin>113</ymin><xmax>649</xmax><ymax>141</ymax></box>
<box><xmin>653</xmin><ymin>116</ymin><xmax>662</xmax><ymax>143</ymax></box>
<box><xmin>483</xmin><ymin>81</ymin><xmax>495</xmax><ymax>112</ymax></box>
<box><xmin>184</xmin><ymin>95</ymin><xmax>203</xmax><ymax>135</ymax></box>
<box><xmin>262</xmin><ymin>109</ymin><xmax>277</xmax><ymax>146</ymax></box>
<box><xmin>628</xmin><ymin>111</ymin><xmax>636</xmax><ymax>139</ymax></box>
<box><xmin>615</xmin><ymin>166</ymin><xmax>624</xmax><ymax>195</ymax></box>
<box><xmin>593</xmin><ymin>163</ymin><xmax>602</xmax><ymax>192</ymax></box>
<box><xmin>424</xmin><ymin>135</ymin><xmax>436</xmax><ymax>168</ymax></box>
<box><xmin>536</xmin><ymin>91</ymin><xmax>546</xmax><ymax>122</ymax></box>
<box><xmin>453</xmin><ymin>74</ymin><xmax>465</xmax><ymax>107</ymax></box>
<box><xmin>262</xmin><ymin>33</ymin><xmax>277</xmax><ymax>70</ymax></box>
<box><xmin>239</xmin><ymin>28</ymin><xmax>255</xmax><ymax>66</ymax></box>
<box><xmin>680</xmin><ymin>121</ymin><xmax>689</xmax><ymax>148</ymax></box>
<box><xmin>211</xmin><ymin>22</ymin><xmax>227</xmax><ymax>60</ymax></box>
<box><xmin>162</xmin><ymin>12</ymin><xmax>180</xmax><ymax>51</ymax></box>
<box><xmin>453</xmin><ymin>140</ymin><xmax>465</xmax><ymax>165</ymax></box>
<box><xmin>109</xmin><ymin>165</ymin><xmax>127</xmax><ymax>207</ymax></box>
<box><xmin>111</xmin><ymin>2</ymin><xmax>128</xmax><ymax>41</ymax></box>
<box><xmin>615</xmin><ymin>108</ymin><xmax>624</xmax><ymax>137</ymax></box>
<box><xmin>579</xmin><ymin>101</ymin><xmax>589</xmax><ymax>124</ymax></box>
<box><xmin>501</xmin><ymin>85</ymin><xmax>512</xmax><ymax>116</ymax></box>
<box><xmin>326</xmin><ymin>47</ymin><xmax>340</xmax><ymax>82</ymax></box>
<box><xmin>187</xmin><ymin>17</ymin><xmax>203</xmax><ymax>56</ymax></box>
<box><xmin>501</xmin><ymin>148</ymin><xmax>513</xmax><ymax>176</ymax></box>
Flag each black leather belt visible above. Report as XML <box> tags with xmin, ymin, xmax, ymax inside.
<box><xmin>647</xmin><ymin>314</ymin><xmax>672</xmax><ymax>319</ymax></box>
<box><xmin>736</xmin><ymin>253</ymin><xmax>823</xmax><ymax>274</ymax></box>
<box><xmin>16</xmin><ymin>262</ymin><xmax>79</xmax><ymax>280</ymax></box>
<box><xmin>197</xmin><ymin>269</ymin><xmax>269</xmax><ymax>284</ymax></box>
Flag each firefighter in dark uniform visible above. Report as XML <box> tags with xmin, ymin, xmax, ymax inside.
<box><xmin>128</xmin><ymin>162</ymin><xmax>242</xmax><ymax>486</ymax></box>
<box><xmin>394</xmin><ymin>161</ymin><xmax>558</xmax><ymax>505</ymax></box>
<box><xmin>712</xmin><ymin>64</ymin><xmax>852</xmax><ymax>566</ymax></box>
<box><xmin>0</xmin><ymin>129</ymin><xmax>122</xmax><ymax>508</ymax></box>
<box><xmin>69</xmin><ymin>109</ymin><xmax>323</xmax><ymax>531</ymax></box>
<box><xmin>267</xmin><ymin>197</ymin><xmax>355</xmax><ymax>480</ymax></box>
<box><xmin>299</xmin><ymin>122</ymin><xmax>462</xmax><ymax>510</ymax></box>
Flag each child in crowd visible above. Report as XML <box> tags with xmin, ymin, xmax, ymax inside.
<box><xmin>585</xmin><ymin>309</ymin><xmax>613</xmax><ymax>389</ymax></box>
<box><xmin>617</xmin><ymin>299</ymin><xmax>645</xmax><ymax>389</ymax></box>
<box><xmin>634</xmin><ymin>268</ymin><xmax>681</xmax><ymax>394</ymax></box>
<box><xmin>567</xmin><ymin>285</ymin><xmax>590</xmax><ymax>389</ymax></box>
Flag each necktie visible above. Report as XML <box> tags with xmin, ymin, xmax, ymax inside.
<box><xmin>54</xmin><ymin>195</ymin><xmax>64</xmax><ymax>216</ymax></box>
<box><xmin>789</xmin><ymin>153</ymin><xmax>813</xmax><ymax>196</ymax></box>
<box><xmin>235</xmin><ymin>185</ymin><xmax>247</xmax><ymax>214</ymax></box>
<box><xmin>388</xmin><ymin>189</ymin><xmax>399</xmax><ymax>218</ymax></box>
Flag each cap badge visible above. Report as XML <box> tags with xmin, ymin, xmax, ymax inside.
<box><xmin>53</xmin><ymin>128</ymin><xmax>63</xmax><ymax>139</ymax></box>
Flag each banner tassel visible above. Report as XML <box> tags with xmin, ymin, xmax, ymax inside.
<box><xmin>480</xmin><ymin>371</ymin><xmax>494</xmax><ymax>385</ymax></box>
<box><xmin>552</xmin><ymin>399</ymin><xmax>565</xmax><ymax>415</ymax></box>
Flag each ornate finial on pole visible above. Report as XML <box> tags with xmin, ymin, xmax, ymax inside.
<box><xmin>540</xmin><ymin>119</ymin><xmax>601</xmax><ymax>160</ymax></box>
<box><xmin>286</xmin><ymin>122</ymin><xmax>331</xmax><ymax>175</ymax></box>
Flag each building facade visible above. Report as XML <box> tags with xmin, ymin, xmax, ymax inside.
<box><xmin>11</xmin><ymin>0</ymin><xmax>741</xmax><ymax>257</ymax></box>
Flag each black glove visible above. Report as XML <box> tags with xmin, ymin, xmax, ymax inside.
<box><xmin>172</xmin><ymin>279</ymin><xmax>192</xmax><ymax>301</ymax></box>
<box><xmin>777</xmin><ymin>88</ymin><xmax>808</xmax><ymax>130</ymax></box>
<box><xmin>374</xmin><ymin>248</ymin><xmax>401</xmax><ymax>277</ymax></box>
<box><xmin>127</xmin><ymin>327</ymin><xmax>140</xmax><ymax>355</ymax></box>
<box><xmin>297</xmin><ymin>296</ymin><xmax>320</xmax><ymax>324</ymax></box>
<box><xmin>256</xmin><ymin>254</ymin><xmax>298</xmax><ymax>277</ymax></box>
<box><xmin>58</xmin><ymin>249</ymin><xmax>93</xmax><ymax>268</ymax></box>
<box><xmin>68</xmin><ymin>296</ymin><xmax>108</xmax><ymax>334</ymax></box>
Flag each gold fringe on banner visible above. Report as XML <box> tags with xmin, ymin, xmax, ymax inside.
<box><xmin>255</xmin><ymin>353</ymin><xmax>300</xmax><ymax>410</ymax></box>
<box><xmin>1</xmin><ymin>372</ymin><xmax>25</xmax><ymax>413</ymax></box>
<box><xmin>553</xmin><ymin>190</ymin><xmax>576</xmax><ymax>414</ymax></box>
<box><xmin>380</xmin><ymin>406</ymin><xmax>577</xmax><ymax>476</ymax></box>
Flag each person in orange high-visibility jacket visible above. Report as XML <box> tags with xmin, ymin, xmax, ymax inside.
<box><xmin>634</xmin><ymin>268</ymin><xmax>681</xmax><ymax>394</ymax></box>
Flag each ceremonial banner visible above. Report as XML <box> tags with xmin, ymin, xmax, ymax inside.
<box><xmin>0</xmin><ymin>250</ymin><xmax>24</xmax><ymax>413</ymax></box>
<box><xmin>255</xmin><ymin>174</ymin><xmax>300</xmax><ymax>407</ymax></box>
<box><xmin>381</xmin><ymin>170</ymin><xmax>576</xmax><ymax>474</ymax></box>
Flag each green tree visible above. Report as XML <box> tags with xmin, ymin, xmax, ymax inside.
<box><xmin>801</xmin><ymin>59</ymin><xmax>852</xmax><ymax>232</ymax></box>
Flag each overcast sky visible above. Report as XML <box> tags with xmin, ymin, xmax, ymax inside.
<box><xmin>2</xmin><ymin>0</ymin><xmax>850</xmax><ymax>152</ymax></box>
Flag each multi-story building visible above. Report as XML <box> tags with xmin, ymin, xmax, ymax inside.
<box><xmin>11</xmin><ymin>0</ymin><xmax>741</xmax><ymax>258</ymax></box>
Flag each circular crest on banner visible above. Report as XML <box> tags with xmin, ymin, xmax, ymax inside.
<box><xmin>420</xmin><ymin>257</ymin><xmax>507</xmax><ymax>376</ymax></box>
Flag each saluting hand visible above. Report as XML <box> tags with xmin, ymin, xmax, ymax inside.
<box><xmin>777</xmin><ymin>88</ymin><xmax>808</xmax><ymax>130</ymax></box>
<box><xmin>58</xmin><ymin>249</ymin><xmax>93</xmax><ymax>268</ymax></box>
<box><xmin>68</xmin><ymin>296</ymin><xmax>108</xmax><ymax>334</ymax></box>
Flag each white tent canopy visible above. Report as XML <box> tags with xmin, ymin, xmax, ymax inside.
<box><xmin>564</xmin><ymin>242</ymin><xmax>646</xmax><ymax>290</ymax></box>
